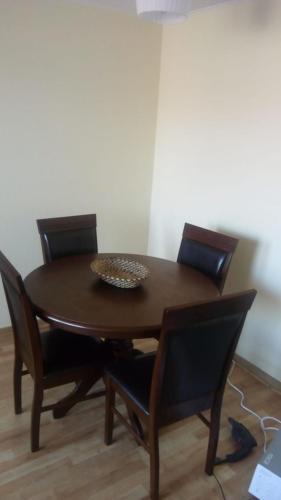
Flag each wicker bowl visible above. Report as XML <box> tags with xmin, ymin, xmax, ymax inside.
<box><xmin>91</xmin><ymin>256</ymin><xmax>150</xmax><ymax>289</ymax></box>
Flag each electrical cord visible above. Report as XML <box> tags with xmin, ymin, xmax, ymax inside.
<box><xmin>213</xmin><ymin>471</ymin><xmax>226</xmax><ymax>500</ymax></box>
<box><xmin>227</xmin><ymin>361</ymin><xmax>281</xmax><ymax>451</ymax></box>
<box><xmin>211</xmin><ymin>362</ymin><xmax>281</xmax><ymax>500</ymax></box>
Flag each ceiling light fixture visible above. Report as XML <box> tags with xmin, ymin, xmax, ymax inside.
<box><xmin>136</xmin><ymin>0</ymin><xmax>192</xmax><ymax>24</ymax></box>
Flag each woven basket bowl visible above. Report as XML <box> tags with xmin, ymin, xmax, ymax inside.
<box><xmin>91</xmin><ymin>256</ymin><xmax>150</xmax><ymax>289</ymax></box>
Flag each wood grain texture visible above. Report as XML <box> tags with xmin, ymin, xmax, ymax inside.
<box><xmin>24</xmin><ymin>254</ymin><xmax>219</xmax><ymax>338</ymax></box>
<box><xmin>0</xmin><ymin>327</ymin><xmax>281</xmax><ymax>499</ymax></box>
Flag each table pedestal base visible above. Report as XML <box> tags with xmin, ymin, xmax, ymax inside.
<box><xmin>104</xmin><ymin>339</ymin><xmax>143</xmax><ymax>359</ymax></box>
<box><xmin>52</xmin><ymin>339</ymin><xmax>143</xmax><ymax>420</ymax></box>
<box><xmin>53</xmin><ymin>375</ymin><xmax>104</xmax><ymax>419</ymax></box>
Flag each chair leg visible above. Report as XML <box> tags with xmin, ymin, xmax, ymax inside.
<box><xmin>104</xmin><ymin>379</ymin><xmax>115</xmax><ymax>445</ymax></box>
<box><xmin>205</xmin><ymin>405</ymin><xmax>221</xmax><ymax>475</ymax></box>
<box><xmin>31</xmin><ymin>383</ymin><xmax>43</xmax><ymax>452</ymax></box>
<box><xmin>149</xmin><ymin>427</ymin><xmax>160</xmax><ymax>500</ymax></box>
<box><xmin>13</xmin><ymin>355</ymin><xmax>23</xmax><ymax>415</ymax></box>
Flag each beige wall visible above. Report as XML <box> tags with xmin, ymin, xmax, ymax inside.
<box><xmin>0</xmin><ymin>1</ymin><xmax>161</xmax><ymax>326</ymax></box>
<box><xmin>149</xmin><ymin>0</ymin><xmax>281</xmax><ymax>380</ymax></box>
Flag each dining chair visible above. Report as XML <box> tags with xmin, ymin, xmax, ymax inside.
<box><xmin>104</xmin><ymin>289</ymin><xmax>256</xmax><ymax>499</ymax></box>
<box><xmin>177</xmin><ymin>223</ymin><xmax>238</xmax><ymax>293</ymax></box>
<box><xmin>0</xmin><ymin>250</ymin><xmax>113</xmax><ymax>452</ymax></box>
<box><xmin>37</xmin><ymin>213</ymin><xmax>142</xmax><ymax>362</ymax></box>
<box><xmin>37</xmin><ymin>214</ymin><xmax>98</xmax><ymax>264</ymax></box>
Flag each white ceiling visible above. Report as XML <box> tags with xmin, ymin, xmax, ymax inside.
<box><xmin>75</xmin><ymin>0</ymin><xmax>230</xmax><ymax>15</ymax></box>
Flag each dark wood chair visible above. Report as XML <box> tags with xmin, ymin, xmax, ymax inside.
<box><xmin>0</xmin><ymin>251</ymin><xmax>113</xmax><ymax>452</ymax></box>
<box><xmin>37</xmin><ymin>214</ymin><xmax>98</xmax><ymax>264</ymax></box>
<box><xmin>37</xmin><ymin>213</ymin><xmax>142</xmax><ymax>361</ymax></box>
<box><xmin>177</xmin><ymin>223</ymin><xmax>238</xmax><ymax>293</ymax></box>
<box><xmin>104</xmin><ymin>289</ymin><xmax>256</xmax><ymax>499</ymax></box>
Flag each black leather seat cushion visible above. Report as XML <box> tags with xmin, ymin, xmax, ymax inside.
<box><xmin>41</xmin><ymin>329</ymin><xmax>113</xmax><ymax>375</ymax></box>
<box><xmin>178</xmin><ymin>239</ymin><xmax>227</xmax><ymax>282</ymax></box>
<box><xmin>46</xmin><ymin>228</ymin><xmax>97</xmax><ymax>261</ymax></box>
<box><xmin>105</xmin><ymin>352</ymin><xmax>156</xmax><ymax>415</ymax></box>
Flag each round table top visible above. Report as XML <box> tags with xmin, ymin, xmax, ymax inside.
<box><xmin>24</xmin><ymin>253</ymin><xmax>219</xmax><ymax>339</ymax></box>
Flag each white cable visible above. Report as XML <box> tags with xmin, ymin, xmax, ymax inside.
<box><xmin>227</xmin><ymin>361</ymin><xmax>281</xmax><ymax>452</ymax></box>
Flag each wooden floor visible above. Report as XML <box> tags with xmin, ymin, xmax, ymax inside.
<box><xmin>1</xmin><ymin>328</ymin><xmax>281</xmax><ymax>500</ymax></box>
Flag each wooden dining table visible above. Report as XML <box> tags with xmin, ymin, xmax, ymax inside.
<box><xmin>25</xmin><ymin>253</ymin><xmax>219</xmax><ymax>338</ymax></box>
<box><xmin>24</xmin><ymin>253</ymin><xmax>219</xmax><ymax>417</ymax></box>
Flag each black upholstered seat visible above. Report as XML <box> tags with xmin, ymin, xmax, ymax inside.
<box><xmin>41</xmin><ymin>329</ymin><xmax>112</xmax><ymax>376</ymax></box>
<box><xmin>37</xmin><ymin>214</ymin><xmax>98</xmax><ymax>264</ymax></box>
<box><xmin>178</xmin><ymin>239</ymin><xmax>227</xmax><ymax>282</ymax></box>
<box><xmin>177</xmin><ymin>223</ymin><xmax>238</xmax><ymax>293</ymax></box>
<box><xmin>106</xmin><ymin>353</ymin><xmax>155</xmax><ymax>414</ymax></box>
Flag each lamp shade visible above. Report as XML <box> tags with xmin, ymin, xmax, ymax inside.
<box><xmin>136</xmin><ymin>0</ymin><xmax>192</xmax><ymax>23</ymax></box>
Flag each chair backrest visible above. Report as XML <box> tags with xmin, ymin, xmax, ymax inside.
<box><xmin>177</xmin><ymin>223</ymin><xmax>238</xmax><ymax>292</ymax></box>
<box><xmin>0</xmin><ymin>251</ymin><xmax>43</xmax><ymax>378</ymax></box>
<box><xmin>37</xmin><ymin>214</ymin><xmax>98</xmax><ymax>264</ymax></box>
<box><xmin>149</xmin><ymin>290</ymin><xmax>256</xmax><ymax>424</ymax></box>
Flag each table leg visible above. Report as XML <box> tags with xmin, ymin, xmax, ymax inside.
<box><xmin>53</xmin><ymin>375</ymin><xmax>101</xmax><ymax>419</ymax></box>
<box><xmin>104</xmin><ymin>339</ymin><xmax>143</xmax><ymax>359</ymax></box>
